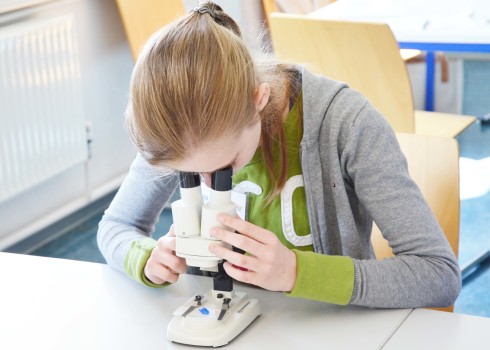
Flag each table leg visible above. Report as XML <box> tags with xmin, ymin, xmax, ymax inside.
<box><xmin>461</xmin><ymin>249</ymin><xmax>490</xmax><ymax>281</ymax></box>
<box><xmin>425</xmin><ymin>51</ymin><xmax>435</xmax><ymax>111</ymax></box>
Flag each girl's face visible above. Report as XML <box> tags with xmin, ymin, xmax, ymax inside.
<box><xmin>168</xmin><ymin>120</ymin><xmax>262</xmax><ymax>187</ymax></box>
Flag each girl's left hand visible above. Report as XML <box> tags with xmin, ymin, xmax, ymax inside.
<box><xmin>208</xmin><ymin>214</ymin><xmax>297</xmax><ymax>292</ymax></box>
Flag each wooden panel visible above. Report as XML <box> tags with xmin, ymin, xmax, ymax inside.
<box><xmin>261</xmin><ymin>0</ymin><xmax>276</xmax><ymax>17</ymax></box>
<box><xmin>116</xmin><ymin>0</ymin><xmax>185</xmax><ymax>60</ymax></box>
<box><xmin>415</xmin><ymin>110</ymin><xmax>476</xmax><ymax>138</ymax></box>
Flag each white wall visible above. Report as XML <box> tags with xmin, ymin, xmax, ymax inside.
<box><xmin>406</xmin><ymin>57</ymin><xmax>463</xmax><ymax>114</ymax></box>
<box><xmin>0</xmin><ymin>0</ymin><xmax>268</xmax><ymax>249</ymax></box>
<box><xmin>0</xmin><ymin>0</ymin><xmax>136</xmax><ymax>249</ymax></box>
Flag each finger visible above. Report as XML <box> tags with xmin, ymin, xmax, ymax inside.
<box><xmin>155</xmin><ymin>253</ymin><xmax>187</xmax><ymax>274</ymax></box>
<box><xmin>153</xmin><ymin>249</ymin><xmax>187</xmax><ymax>274</ymax></box>
<box><xmin>217</xmin><ymin>214</ymin><xmax>274</xmax><ymax>244</ymax></box>
<box><xmin>144</xmin><ymin>262</ymin><xmax>179</xmax><ymax>284</ymax></box>
<box><xmin>208</xmin><ymin>243</ymin><xmax>259</xmax><ymax>272</ymax></box>
<box><xmin>157</xmin><ymin>235</ymin><xmax>176</xmax><ymax>252</ymax></box>
<box><xmin>210</xmin><ymin>227</ymin><xmax>267</xmax><ymax>257</ymax></box>
<box><xmin>144</xmin><ymin>269</ymin><xmax>165</xmax><ymax>285</ymax></box>
<box><xmin>167</xmin><ymin>224</ymin><xmax>175</xmax><ymax>237</ymax></box>
<box><xmin>222</xmin><ymin>261</ymin><xmax>256</xmax><ymax>285</ymax></box>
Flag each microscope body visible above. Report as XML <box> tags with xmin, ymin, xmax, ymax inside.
<box><xmin>171</xmin><ymin>168</ymin><xmax>236</xmax><ymax>272</ymax></box>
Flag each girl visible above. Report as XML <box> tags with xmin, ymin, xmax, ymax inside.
<box><xmin>98</xmin><ymin>2</ymin><xmax>461</xmax><ymax>308</ymax></box>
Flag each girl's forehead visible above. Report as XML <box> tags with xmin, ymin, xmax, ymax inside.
<box><xmin>167</xmin><ymin>120</ymin><xmax>261</xmax><ymax>173</ymax></box>
<box><xmin>169</xmin><ymin>138</ymin><xmax>240</xmax><ymax>173</ymax></box>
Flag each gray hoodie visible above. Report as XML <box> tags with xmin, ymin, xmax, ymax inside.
<box><xmin>98</xmin><ymin>68</ymin><xmax>461</xmax><ymax>308</ymax></box>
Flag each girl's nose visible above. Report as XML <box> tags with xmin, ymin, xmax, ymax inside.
<box><xmin>201</xmin><ymin>173</ymin><xmax>212</xmax><ymax>188</ymax></box>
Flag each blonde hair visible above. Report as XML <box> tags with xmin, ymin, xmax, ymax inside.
<box><xmin>126</xmin><ymin>2</ymin><xmax>300</xmax><ymax>201</ymax></box>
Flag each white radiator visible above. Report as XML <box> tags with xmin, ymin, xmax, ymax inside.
<box><xmin>0</xmin><ymin>15</ymin><xmax>88</xmax><ymax>203</ymax></box>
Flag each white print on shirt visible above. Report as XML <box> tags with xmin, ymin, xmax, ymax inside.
<box><xmin>280</xmin><ymin>175</ymin><xmax>312</xmax><ymax>246</ymax></box>
<box><xmin>233</xmin><ymin>181</ymin><xmax>263</xmax><ymax>196</ymax></box>
<box><xmin>235</xmin><ymin>177</ymin><xmax>312</xmax><ymax>247</ymax></box>
<box><xmin>232</xmin><ymin>181</ymin><xmax>262</xmax><ymax>220</ymax></box>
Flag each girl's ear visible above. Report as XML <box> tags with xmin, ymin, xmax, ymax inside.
<box><xmin>254</xmin><ymin>83</ymin><xmax>270</xmax><ymax>112</ymax></box>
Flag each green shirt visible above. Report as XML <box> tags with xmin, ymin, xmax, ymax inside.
<box><xmin>232</xmin><ymin>92</ymin><xmax>313</xmax><ymax>252</ymax></box>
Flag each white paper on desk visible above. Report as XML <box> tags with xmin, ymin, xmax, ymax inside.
<box><xmin>424</xmin><ymin>15</ymin><xmax>476</xmax><ymax>30</ymax></box>
<box><xmin>329</xmin><ymin>0</ymin><xmax>409</xmax><ymax>18</ymax></box>
<box><xmin>386</xmin><ymin>16</ymin><xmax>429</xmax><ymax>32</ymax></box>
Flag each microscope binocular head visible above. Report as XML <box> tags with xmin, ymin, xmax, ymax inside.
<box><xmin>171</xmin><ymin>166</ymin><xmax>236</xmax><ymax>271</ymax></box>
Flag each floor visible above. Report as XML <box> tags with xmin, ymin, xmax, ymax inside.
<box><xmin>9</xmin><ymin>62</ymin><xmax>490</xmax><ymax>318</ymax></box>
<box><xmin>453</xmin><ymin>121</ymin><xmax>490</xmax><ymax>317</ymax></box>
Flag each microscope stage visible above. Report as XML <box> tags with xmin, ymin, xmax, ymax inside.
<box><xmin>167</xmin><ymin>290</ymin><xmax>260</xmax><ymax>347</ymax></box>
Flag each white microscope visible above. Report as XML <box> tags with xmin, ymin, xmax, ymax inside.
<box><xmin>167</xmin><ymin>167</ymin><xmax>261</xmax><ymax>347</ymax></box>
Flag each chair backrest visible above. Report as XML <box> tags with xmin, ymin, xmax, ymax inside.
<box><xmin>262</xmin><ymin>0</ymin><xmax>277</xmax><ymax>17</ymax></box>
<box><xmin>268</xmin><ymin>13</ymin><xmax>415</xmax><ymax>133</ymax></box>
<box><xmin>371</xmin><ymin>133</ymin><xmax>460</xmax><ymax>261</ymax></box>
<box><xmin>116</xmin><ymin>0</ymin><xmax>185</xmax><ymax>61</ymax></box>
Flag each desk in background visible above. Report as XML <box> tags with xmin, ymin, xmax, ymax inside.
<box><xmin>310</xmin><ymin>0</ymin><xmax>490</xmax><ymax>111</ymax></box>
<box><xmin>0</xmin><ymin>252</ymin><xmax>410</xmax><ymax>350</ymax></box>
<box><xmin>384</xmin><ymin>308</ymin><xmax>490</xmax><ymax>349</ymax></box>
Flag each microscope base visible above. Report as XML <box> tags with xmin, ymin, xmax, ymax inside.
<box><xmin>167</xmin><ymin>290</ymin><xmax>260</xmax><ymax>347</ymax></box>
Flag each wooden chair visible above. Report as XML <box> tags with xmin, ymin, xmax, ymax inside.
<box><xmin>262</xmin><ymin>1</ymin><xmax>421</xmax><ymax>60</ymax></box>
<box><xmin>116</xmin><ymin>0</ymin><xmax>185</xmax><ymax>61</ymax></box>
<box><xmin>268</xmin><ymin>13</ymin><xmax>475</xmax><ymax>136</ymax></box>
<box><xmin>261</xmin><ymin>0</ymin><xmax>276</xmax><ymax>19</ymax></box>
<box><xmin>372</xmin><ymin>132</ymin><xmax>460</xmax><ymax>312</ymax></box>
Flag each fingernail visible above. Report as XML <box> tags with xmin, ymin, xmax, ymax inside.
<box><xmin>209</xmin><ymin>228</ymin><xmax>217</xmax><ymax>237</ymax></box>
<box><xmin>217</xmin><ymin>214</ymin><xmax>225</xmax><ymax>223</ymax></box>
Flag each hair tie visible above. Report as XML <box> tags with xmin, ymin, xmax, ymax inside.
<box><xmin>191</xmin><ymin>5</ymin><xmax>216</xmax><ymax>19</ymax></box>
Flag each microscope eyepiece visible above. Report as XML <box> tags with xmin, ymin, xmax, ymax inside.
<box><xmin>211</xmin><ymin>166</ymin><xmax>233</xmax><ymax>191</ymax></box>
<box><xmin>179</xmin><ymin>172</ymin><xmax>201</xmax><ymax>188</ymax></box>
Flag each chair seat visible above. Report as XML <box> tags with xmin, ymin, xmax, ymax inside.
<box><xmin>415</xmin><ymin>110</ymin><xmax>476</xmax><ymax>138</ymax></box>
<box><xmin>400</xmin><ymin>49</ymin><xmax>422</xmax><ymax>61</ymax></box>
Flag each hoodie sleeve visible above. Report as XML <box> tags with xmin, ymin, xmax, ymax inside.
<box><xmin>97</xmin><ymin>153</ymin><xmax>178</xmax><ymax>275</ymax></box>
<box><xmin>341</xmin><ymin>102</ymin><xmax>461</xmax><ymax>308</ymax></box>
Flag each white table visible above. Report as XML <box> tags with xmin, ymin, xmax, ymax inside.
<box><xmin>0</xmin><ymin>252</ymin><xmax>411</xmax><ymax>349</ymax></box>
<box><xmin>383</xmin><ymin>308</ymin><xmax>490</xmax><ymax>349</ymax></box>
<box><xmin>310</xmin><ymin>0</ymin><xmax>490</xmax><ymax>111</ymax></box>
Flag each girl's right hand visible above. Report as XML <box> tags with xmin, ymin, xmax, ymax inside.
<box><xmin>144</xmin><ymin>225</ymin><xmax>188</xmax><ymax>284</ymax></box>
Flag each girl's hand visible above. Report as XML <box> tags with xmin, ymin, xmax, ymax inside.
<box><xmin>144</xmin><ymin>225</ymin><xmax>188</xmax><ymax>284</ymax></box>
<box><xmin>208</xmin><ymin>214</ymin><xmax>297</xmax><ymax>292</ymax></box>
